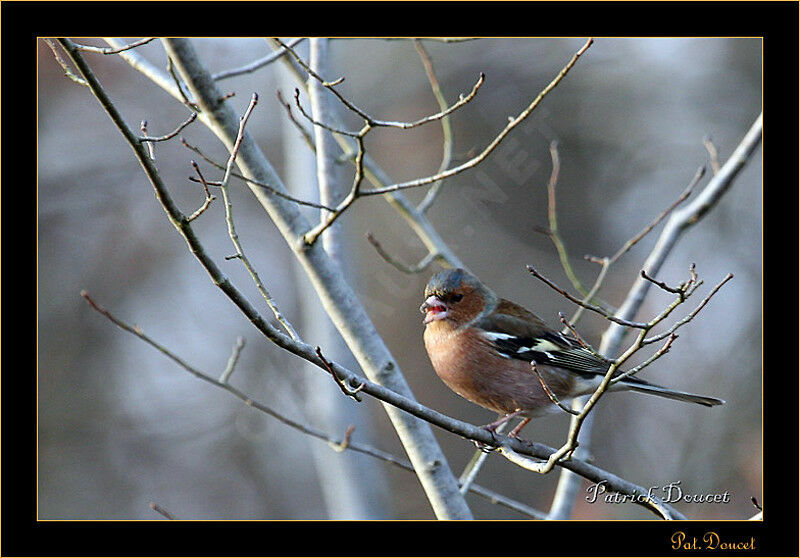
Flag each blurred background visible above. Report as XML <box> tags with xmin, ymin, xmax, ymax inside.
<box><xmin>38</xmin><ymin>37</ymin><xmax>761</xmax><ymax>520</ymax></box>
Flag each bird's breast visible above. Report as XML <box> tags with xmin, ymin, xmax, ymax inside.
<box><xmin>423</xmin><ymin>323</ymin><xmax>519</xmax><ymax>413</ymax></box>
<box><xmin>423</xmin><ymin>323</ymin><xmax>578</xmax><ymax>416</ymax></box>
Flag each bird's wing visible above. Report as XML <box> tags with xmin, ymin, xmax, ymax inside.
<box><xmin>477</xmin><ymin>299</ymin><xmax>610</xmax><ymax>377</ymax></box>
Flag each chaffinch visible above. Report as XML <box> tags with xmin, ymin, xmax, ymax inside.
<box><xmin>420</xmin><ymin>268</ymin><xmax>724</xmax><ymax>437</ymax></box>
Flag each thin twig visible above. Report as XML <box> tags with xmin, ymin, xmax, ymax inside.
<box><xmin>543</xmin><ymin>140</ymin><xmax>592</xmax><ymax>297</ymax></box>
<box><xmin>190</xmin><ymin>161</ymin><xmax>213</xmax><ymax>198</ymax></box>
<box><xmin>355</xmin><ymin>38</ymin><xmax>593</xmax><ymax>198</ymax></box>
<box><xmin>297</xmin><ymin>38</ymin><xmax>593</xmax><ymax>248</ymax></box>
<box><xmin>167</xmin><ymin>55</ymin><xmax>198</xmax><ymax>111</ymax></box>
<box><xmin>276</xmin><ymin>38</ymin><xmax>486</xmax><ymax>130</ymax></box>
<box><xmin>554</xmin><ymin>166</ymin><xmax>703</xmax><ymax>336</ymax></box>
<box><xmin>276</xmin><ymin>89</ymin><xmax>316</xmax><ymax>148</ymax></box>
<box><xmin>532</xmin><ymin>363</ymin><xmax>580</xmax><ymax>415</ymax></box>
<box><xmin>414</xmin><ymin>39</ymin><xmax>455</xmax><ymax>213</ymax></box>
<box><xmin>609</xmin><ymin>166</ymin><xmax>705</xmax><ymax>264</ymax></box>
<box><xmin>219</xmin><ymin>336</ymin><xmax>246</xmax><ymax>384</ymax></box>
<box><xmin>329</xmin><ymin>425</ymin><xmax>356</xmax><ymax>453</ymax></box>
<box><xmin>186</xmin><ymin>160</ymin><xmax>216</xmax><ymax>222</ymax></box>
<box><xmin>303</xmin><ymin>124</ymin><xmax>370</xmax><ymax>245</ymax></box>
<box><xmin>365</xmin><ymin>233</ymin><xmax>438</xmax><ymax>274</ymax></box>
<box><xmin>703</xmin><ymin>135</ymin><xmax>721</xmax><ymax>174</ymax></box>
<box><xmin>139</xmin><ymin>112</ymin><xmax>198</xmax><ymax>142</ymax></box>
<box><xmin>44</xmin><ymin>39</ymin><xmax>88</xmax><ymax>86</ymax></box>
<box><xmin>212</xmin><ymin>38</ymin><xmax>305</xmax><ymax>81</ymax></box>
<box><xmin>75</xmin><ymin>37</ymin><xmax>155</xmax><ymax>54</ymax></box>
<box><xmin>566</xmin><ymin>257</ymin><xmax>614</xmax><ymax>327</ymax></box>
<box><xmin>558</xmin><ymin>312</ymin><xmax>614</xmax><ymax>363</ymax></box>
<box><xmin>292</xmin><ymin>88</ymin><xmax>362</xmax><ymax>137</ymax></box>
<box><xmin>315</xmin><ymin>346</ymin><xmax>365</xmax><ymax>401</ymax></box>
<box><xmin>639</xmin><ymin>269</ymin><xmax>684</xmax><ymax>297</ymax></box>
<box><xmin>217</xmin><ymin>93</ymin><xmax>300</xmax><ymax>340</ymax></box>
<box><xmin>103</xmin><ymin>38</ymin><xmax>185</xmax><ymax>100</ymax></box>
<box><xmin>610</xmin><ymin>333</ymin><xmax>677</xmax><ymax>384</ymax></box>
<box><xmin>643</xmin><ymin>273</ymin><xmax>733</xmax><ymax>345</ymax></box>
<box><xmin>186</xmin><ymin>194</ymin><xmax>214</xmax><ymax>222</ymax></box>
<box><xmin>149</xmin><ymin>501</ymin><xmax>176</xmax><ymax>520</ymax></box>
<box><xmin>270</xmin><ymin>38</ymin><xmax>466</xmax><ymax>269</ymax></box>
<box><xmin>527</xmin><ymin>264</ymin><xmax>649</xmax><ymax>329</ymax></box>
<box><xmin>544</xmin><ymin>268</ymin><xmax>730</xmax><ymax>482</ymax></box>
<box><xmin>181</xmin><ymin>138</ymin><xmax>333</xmax><ymax>211</ymax></box>
<box><xmin>140</xmin><ymin>120</ymin><xmax>155</xmax><ymax>160</ymax></box>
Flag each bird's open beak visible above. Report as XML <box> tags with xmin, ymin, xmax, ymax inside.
<box><xmin>420</xmin><ymin>295</ymin><xmax>447</xmax><ymax>324</ymax></box>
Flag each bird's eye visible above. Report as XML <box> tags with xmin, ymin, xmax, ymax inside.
<box><xmin>450</xmin><ymin>294</ymin><xmax>463</xmax><ymax>303</ymax></box>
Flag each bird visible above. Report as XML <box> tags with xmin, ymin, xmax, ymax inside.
<box><xmin>420</xmin><ymin>267</ymin><xmax>724</xmax><ymax>438</ymax></box>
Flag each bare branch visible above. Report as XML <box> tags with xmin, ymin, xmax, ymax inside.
<box><xmin>270</xmin><ymin>39</ymin><xmax>468</xmax><ymax>270</ymax></box>
<box><xmin>215</xmin><ymin>93</ymin><xmax>300</xmax><ymax>340</ymax></box>
<box><xmin>329</xmin><ymin>425</ymin><xmax>356</xmax><ymax>452</ymax></box>
<box><xmin>558</xmin><ymin>312</ymin><xmax>614</xmax><ymax>363</ymax></box>
<box><xmin>609</xmin><ymin>166</ymin><xmax>705</xmax><ymax>264</ymax></box>
<box><xmin>600</xmin><ymin>113</ymin><xmax>761</xmax><ymax>353</ymax></box>
<box><xmin>532</xmin><ymin>363</ymin><xmax>580</xmax><ymax>415</ymax></box>
<box><xmin>316</xmin><ymin>346</ymin><xmax>365</xmax><ymax>401</ymax></box>
<box><xmin>219</xmin><ymin>336</ymin><xmax>246</xmax><ymax>384</ymax></box>
<box><xmin>82</xmin><ymin>289</ymin><xmax>544</xmax><ymax>519</ymax></box>
<box><xmin>527</xmin><ymin>264</ymin><xmax>649</xmax><ymax>329</ymax></box>
<box><xmin>276</xmin><ymin>89</ymin><xmax>316</xmax><ymax>148</ymax></box>
<box><xmin>213</xmin><ymin>38</ymin><xmax>305</xmax><ymax>81</ymax></box>
<box><xmin>149</xmin><ymin>501</ymin><xmax>176</xmax><ymax>520</ymax></box>
<box><xmin>78</xmin><ymin>276</ymin><xmax>681</xmax><ymax>520</ymax></box>
<box><xmin>639</xmin><ymin>269</ymin><xmax>684</xmax><ymax>297</ymax></box>
<box><xmin>643</xmin><ymin>273</ymin><xmax>734</xmax><ymax>345</ymax></box>
<box><xmin>103</xmin><ymin>38</ymin><xmax>185</xmax><ymax>101</ymax></box>
<box><xmin>286</xmin><ymin>38</ymin><xmax>593</xmax><ymax>255</ymax></box>
<box><xmin>358</xmin><ymin>38</ymin><xmax>593</xmax><ymax>197</ymax></box>
<box><xmin>610</xmin><ymin>333</ymin><xmax>677</xmax><ymax>384</ymax></box>
<box><xmin>159</xmin><ymin>38</ymin><xmax>473</xmax><ymax>519</ymax></box>
<box><xmin>167</xmin><ymin>55</ymin><xmax>199</xmax><ymax>111</ymax></box>
<box><xmin>703</xmin><ymin>135</ymin><xmax>721</xmax><ymax>174</ymax></box>
<box><xmin>181</xmin><ymin>138</ymin><xmax>334</xmax><ymax>211</ymax></box>
<box><xmin>275</xmin><ymin>38</ymin><xmax>486</xmax><ymax>130</ymax></box>
<box><xmin>414</xmin><ymin>39</ymin><xmax>455</xmax><ymax>213</ymax></box>
<box><xmin>186</xmin><ymin>160</ymin><xmax>215</xmax><ymax>222</ymax></box>
<box><xmin>366</xmin><ymin>233</ymin><xmax>438</xmax><ymax>274</ymax></box>
<box><xmin>292</xmin><ymin>87</ymin><xmax>362</xmax><ymax>137</ymax></box>
<box><xmin>565</xmin><ymin>257</ymin><xmax>615</xmax><ymax>328</ymax></box>
<box><xmin>541</xmin><ymin>140</ymin><xmax>592</xmax><ymax>297</ymax></box>
<box><xmin>139</xmin><ymin>112</ymin><xmax>198</xmax><ymax>142</ymax></box>
<box><xmin>303</xmin><ymin>124</ymin><xmax>371</xmax><ymax>245</ymax></box>
<box><xmin>44</xmin><ymin>39</ymin><xmax>87</xmax><ymax>86</ymax></box>
<box><xmin>74</xmin><ymin>37</ymin><xmax>156</xmax><ymax>54</ymax></box>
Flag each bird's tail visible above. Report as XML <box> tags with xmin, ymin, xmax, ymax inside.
<box><xmin>618</xmin><ymin>376</ymin><xmax>725</xmax><ymax>407</ymax></box>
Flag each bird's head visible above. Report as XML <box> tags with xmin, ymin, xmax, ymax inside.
<box><xmin>420</xmin><ymin>268</ymin><xmax>494</xmax><ymax>326</ymax></box>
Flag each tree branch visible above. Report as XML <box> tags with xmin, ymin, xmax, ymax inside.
<box><xmin>548</xmin><ymin>113</ymin><xmax>761</xmax><ymax>520</ymax></box>
<box><xmin>276</xmin><ymin>38</ymin><xmax>485</xmax><ymax>130</ymax></box>
<box><xmin>413</xmin><ymin>39</ymin><xmax>456</xmax><ymax>213</ymax></box>
<box><xmin>212</xmin><ymin>38</ymin><xmax>305</xmax><ymax>81</ymax></box>
<box><xmin>80</xmin><ymin>287</ymin><xmax>683</xmax><ymax>520</ymax></box>
<box><xmin>156</xmin><ymin>38</ymin><xmax>473</xmax><ymax>520</ymax></box>
<box><xmin>81</xmin><ymin>290</ymin><xmax>545</xmax><ymax>519</ymax></box>
<box><xmin>74</xmin><ymin>37</ymin><xmax>155</xmax><ymax>54</ymax></box>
